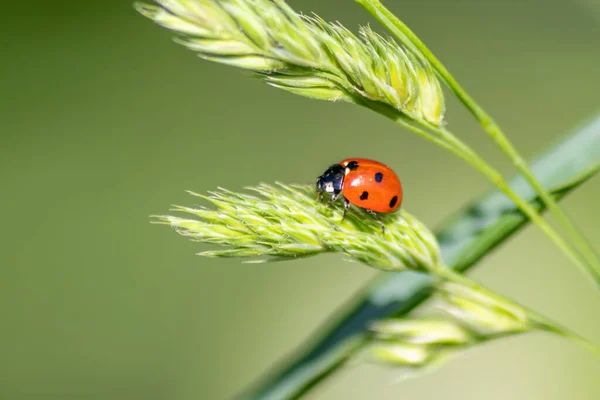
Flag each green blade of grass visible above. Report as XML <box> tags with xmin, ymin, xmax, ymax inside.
<box><xmin>238</xmin><ymin>113</ymin><xmax>600</xmax><ymax>400</ymax></box>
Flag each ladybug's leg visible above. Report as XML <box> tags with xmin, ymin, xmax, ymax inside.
<box><xmin>316</xmin><ymin>190</ymin><xmax>337</xmax><ymax>204</ymax></box>
<box><xmin>326</xmin><ymin>191</ymin><xmax>342</xmax><ymax>207</ymax></box>
<box><xmin>340</xmin><ymin>198</ymin><xmax>350</xmax><ymax>221</ymax></box>
<box><xmin>366</xmin><ymin>209</ymin><xmax>385</xmax><ymax>234</ymax></box>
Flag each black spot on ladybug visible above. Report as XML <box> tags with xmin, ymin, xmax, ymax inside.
<box><xmin>360</xmin><ymin>191</ymin><xmax>369</xmax><ymax>200</ymax></box>
<box><xmin>346</xmin><ymin>161</ymin><xmax>359</xmax><ymax>171</ymax></box>
<box><xmin>389</xmin><ymin>195</ymin><xmax>398</xmax><ymax>208</ymax></box>
<box><xmin>375</xmin><ymin>172</ymin><xmax>383</xmax><ymax>182</ymax></box>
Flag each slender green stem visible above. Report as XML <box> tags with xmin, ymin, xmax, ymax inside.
<box><xmin>351</xmin><ymin>97</ymin><xmax>463</xmax><ymax>154</ymax></box>
<box><xmin>436</xmin><ymin>268</ymin><xmax>600</xmax><ymax>357</ymax></box>
<box><xmin>428</xmin><ymin>126</ymin><xmax>600</xmax><ymax>289</ymax></box>
<box><xmin>356</xmin><ymin>0</ymin><xmax>600</xmax><ymax>285</ymax></box>
<box><xmin>544</xmin><ymin>324</ymin><xmax>600</xmax><ymax>357</ymax></box>
<box><xmin>363</xmin><ymin>101</ymin><xmax>600</xmax><ymax>288</ymax></box>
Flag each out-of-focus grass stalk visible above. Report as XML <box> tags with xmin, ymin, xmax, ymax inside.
<box><xmin>356</xmin><ymin>0</ymin><xmax>600</xmax><ymax>287</ymax></box>
<box><xmin>434</xmin><ymin>269</ymin><xmax>600</xmax><ymax>357</ymax></box>
<box><xmin>363</xmin><ymin>276</ymin><xmax>599</xmax><ymax>379</ymax></box>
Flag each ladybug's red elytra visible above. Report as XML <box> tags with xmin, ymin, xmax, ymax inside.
<box><xmin>316</xmin><ymin>158</ymin><xmax>403</xmax><ymax>230</ymax></box>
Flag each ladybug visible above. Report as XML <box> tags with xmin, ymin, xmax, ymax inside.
<box><xmin>316</xmin><ymin>158</ymin><xmax>403</xmax><ymax>231</ymax></box>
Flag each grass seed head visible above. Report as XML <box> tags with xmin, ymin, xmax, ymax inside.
<box><xmin>135</xmin><ymin>0</ymin><xmax>446</xmax><ymax>125</ymax></box>
<box><xmin>153</xmin><ymin>183</ymin><xmax>442</xmax><ymax>272</ymax></box>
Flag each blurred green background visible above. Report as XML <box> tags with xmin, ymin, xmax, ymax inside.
<box><xmin>2</xmin><ymin>0</ymin><xmax>600</xmax><ymax>399</ymax></box>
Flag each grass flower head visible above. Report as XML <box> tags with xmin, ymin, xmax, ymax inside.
<box><xmin>135</xmin><ymin>0</ymin><xmax>446</xmax><ymax>125</ymax></box>
<box><xmin>153</xmin><ymin>183</ymin><xmax>442</xmax><ymax>272</ymax></box>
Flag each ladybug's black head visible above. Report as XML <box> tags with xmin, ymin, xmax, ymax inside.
<box><xmin>316</xmin><ymin>163</ymin><xmax>345</xmax><ymax>195</ymax></box>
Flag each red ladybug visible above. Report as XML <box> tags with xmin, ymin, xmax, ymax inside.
<box><xmin>316</xmin><ymin>158</ymin><xmax>403</xmax><ymax>230</ymax></box>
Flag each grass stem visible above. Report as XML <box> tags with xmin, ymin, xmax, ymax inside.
<box><xmin>365</xmin><ymin>100</ymin><xmax>600</xmax><ymax>288</ymax></box>
<box><xmin>356</xmin><ymin>0</ymin><xmax>600</xmax><ymax>287</ymax></box>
